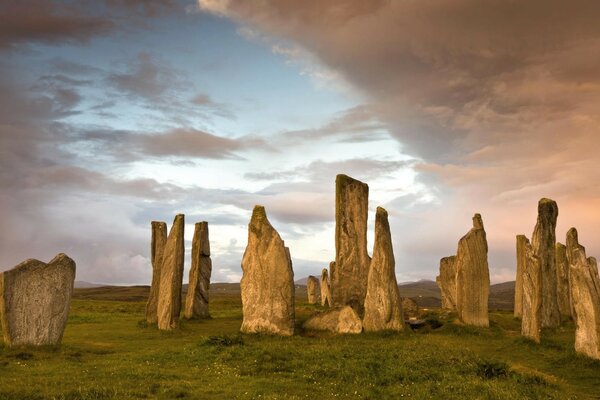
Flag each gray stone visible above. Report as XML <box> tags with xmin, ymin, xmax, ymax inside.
<box><xmin>363</xmin><ymin>207</ymin><xmax>404</xmax><ymax>332</ymax></box>
<box><xmin>0</xmin><ymin>253</ymin><xmax>75</xmax><ymax>346</ymax></box>
<box><xmin>302</xmin><ymin>306</ymin><xmax>362</xmax><ymax>334</ymax></box>
<box><xmin>146</xmin><ymin>221</ymin><xmax>167</xmax><ymax>324</ymax></box>
<box><xmin>332</xmin><ymin>174</ymin><xmax>371</xmax><ymax>313</ymax></box>
<box><xmin>531</xmin><ymin>198</ymin><xmax>560</xmax><ymax>328</ymax></box>
<box><xmin>455</xmin><ymin>214</ymin><xmax>490</xmax><ymax>327</ymax></box>
<box><xmin>514</xmin><ymin>235</ymin><xmax>529</xmax><ymax>318</ymax></box>
<box><xmin>184</xmin><ymin>221</ymin><xmax>212</xmax><ymax>319</ymax></box>
<box><xmin>555</xmin><ymin>242</ymin><xmax>571</xmax><ymax>320</ymax></box>
<box><xmin>321</xmin><ymin>267</ymin><xmax>332</xmax><ymax>307</ymax></box>
<box><xmin>520</xmin><ymin>237</ymin><xmax>542</xmax><ymax>343</ymax></box>
<box><xmin>240</xmin><ymin>206</ymin><xmax>295</xmax><ymax>336</ymax></box>
<box><xmin>157</xmin><ymin>214</ymin><xmax>185</xmax><ymax>330</ymax></box>
<box><xmin>307</xmin><ymin>275</ymin><xmax>319</xmax><ymax>305</ymax></box>
<box><xmin>436</xmin><ymin>256</ymin><xmax>457</xmax><ymax>310</ymax></box>
<box><xmin>401</xmin><ymin>297</ymin><xmax>419</xmax><ymax>320</ymax></box>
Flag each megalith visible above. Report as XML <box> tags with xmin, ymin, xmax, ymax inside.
<box><xmin>520</xmin><ymin>237</ymin><xmax>542</xmax><ymax>343</ymax></box>
<box><xmin>436</xmin><ymin>256</ymin><xmax>457</xmax><ymax>310</ymax></box>
<box><xmin>302</xmin><ymin>306</ymin><xmax>362</xmax><ymax>334</ymax></box>
<box><xmin>240</xmin><ymin>206</ymin><xmax>295</xmax><ymax>336</ymax></box>
<box><xmin>363</xmin><ymin>207</ymin><xmax>404</xmax><ymax>332</ymax></box>
<box><xmin>555</xmin><ymin>242</ymin><xmax>571</xmax><ymax>320</ymax></box>
<box><xmin>401</xmin><ymin>297</ymin><xmax>419</xmax><ymax>320</ymax></box>
<box><xmin>306</xmin><ymin>275</ymin><xmax>319</xmax><ymax>305</ymax></box>
<box><xmin>146</xmin><ymin>221</ymin><xmax>167</xmax><ymax>324</ymax></box>
<box><xmin>0</xmin><ymin>253</ymin><xmax>75</xmax><ymax>346</ymax></box>
<box><xmin>157</xmin><ymin>214</ymin><xmax>185</xmax><ymax>330</ymax></box>
<box><xmin>321</xmin><ymin>266</ymin><xmax>332</xmax><ymax>307</ymax></box>
<box><xmin>184</xmin><ymin>221</ymin><xmax>212</xmax><ymax>319</ymax></box>
<box><xmin>455</xmin><ymin>214</ymin><xmax>490</xmax><ymax>327</ymax></box>
<box><xmin>514</xmin><ymin>235</ymin><xmax>529</xmax><ymax>318</ymax></box>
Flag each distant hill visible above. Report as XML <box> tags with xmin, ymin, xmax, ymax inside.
<box><xmin>74</xmin><ymin>281</ymin><xmax>108</xmax><ymax>289</ymax></box>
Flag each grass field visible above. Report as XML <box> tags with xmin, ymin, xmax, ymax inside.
<box><xmin>1</xmin><ymin>288</ymin><xmax>599</xmax><ymax>399</ymax></box>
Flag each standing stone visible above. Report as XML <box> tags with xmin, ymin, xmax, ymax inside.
<box><xmin>0</xmin><ymin>254</ymin><xmax>75</xmax><ymax>346</ymax></box>
<box><xmin>514</xmin><ymin>235</ymin><xmax>529</xmax><ymax>318</ymax></box>
<box><xmin>436</xmin><ymin>256</ymin><xmax>457</xmax><ymax>310</ymax></box>
<box><xmin>321</xmin><ymin>267</ymin><xmax>332</xmax><ymax>307</ymax></box>
<box><xmin>184</xmin><ymin>221</ymin><xmax>212</xmax><ymax>319</ymax></box>
<box><xmin>306</xmin><ymin>275</ymin><xmax>320</xmax><ymax>304</ymax></box>
<box><xmin>146</xmin><ymin>221</ymin><xmax>167</xmax><ymax>324</ymax></box>
<box><xmin>555</xmin><ymin>242</ymin><xmax>571</xmax><ymax>320</ymax></box>
<box><xmin>302</xmin><ymin>306</ymin><xmax>362</xmax><ymax>334</ymax></box>
<box><xmin>455</xmin><ymin>214</ymin><xmax>490</xmax><ymax>327</ymax></box>
<box><xmin>521</xmin><ymin>237</ymin><xmax>542</xmax><ymax>343</ymax></box>
<box><xmin>332</xmin><ymin>174</ymin><xmax>371</xmax><ymax>313</ymax></box>
<box><xmin>363</xmin><ymin>207</ymin><xmax>404</xmax><ymax>332</ymax></box>
<box><xmin>401</xmin><ymin>297</ymin><xmax>420</xmax><ymax>320</ymax></box>
<box><xmin>566</xmin><ymin>228</ymin><xmax>600</xmax><ymax>360</ymax></box>
<box><xmin>157</xmin><ymin>214</ymin><xmax>185</xmax><ymax>330</ymax></box>
<box><xmin>240</xmin><ymin>206</ymin><xmax>295</xmax><ymax>336</ymax></box>
<box><xmin>531</xmin><ymin>198</ymin><xmax>560</xmax><ymax>328</ymax></box>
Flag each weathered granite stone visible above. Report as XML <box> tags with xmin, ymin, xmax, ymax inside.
<box><xmin>146</xmin><ymin>221</ymin><xmax>167</xmax><ymax>324</ymax></box>
<box><xmin>520</xmin><ymin>237</ymin><xmax>542</xmax><ymax>343</ymax></box>
<box><xmin>531</xmin><ymin>198</ymin><xmax>560</xmax><ymax>328</ymax></box>
<box><xmin>240</xmin><ymin>206</ymin><xmax>295</xmax><ymax>336</ymax></box>
<box><xmin>184</xmin><ymin>221</ymin><xmax>212</xmax><ymax>319</ymax></box>
<box><xmin>0</xmin><ymin>254</ymin><xmax>75</xmax><ymax>346</ymax></box>
<box><xmin>566</xmin><ymin>228</ymin><xmax>600</xmax><ymax>360</ymax></box>
<box><xmin>455</xmin><ymin>214</ymin><xmax>490</xmax><ymax>327</ymax></box>
<box><xmin>332</xmin><ymin>174</ymin><xmax>371</xmax><ymax>313</ymax></box>
<box><xmin>436</xmin><ymin>256</ymin><xmax>457</xmax><ymax>310</ymax></box>
<box><xmin>302</xmin><ymin>306</ymin><xmax>362</xmax><ymax>334</ymax></box>
<box><xmin>157</xmin><ymin>214</ymin><xmax>185</xmax><ymax>330</ymax></box>
<box><xmin>401</xmin><ymin>297</ymin><xmax>419</xmax><ymax>320</ymax></box>
<box><xmin>555</xmin><ymin>242</ymin><xmax>571</xmax><ymax>320</ymax></box>
<box><xmin>363</xmin><ymin>207</ymin><xmax>404</xmax><ymax>332</ymax></box>
<box><xmin>514</xmin><ymin>235</ymin><xmax>529</xmax><ymax>318</ymax></box>
<box><xmin>321</xmin><ymin>267</ymin><xmax>332</xmax><ymax>307</ymax></box>
<box><xmin>307</xmin><ymin>275</ymin><xmax>319</xmax><ymax>305</ymax></box>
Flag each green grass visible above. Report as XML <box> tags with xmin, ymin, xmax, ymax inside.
<box><xmin>1</xmin><ymin>291</ymin><xmax>599</xmax><ymax>399</ymax></box>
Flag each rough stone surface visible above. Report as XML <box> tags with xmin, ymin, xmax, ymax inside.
<box><xmin>306</xmin><ymin>275</ymin><xmax>319</xmax><ymax>305</ymax></box>
<box><xmin>531</xmin><ymin>198</ymin><xmax>560</xmax><ymax>328</ymax></box>
<box><xmin>436</xmin><ymin>256</ymin><xmax>457</xmax><ymax>310</ymax></box>
<box><xmin>146</xmin><ymin>221</ymin><xmax>167</xmax><ymax>324</ymax></box>
<box><xmin>520</xmin><ymin>237</ymin><xmax>542</xmax><ymax>343</ymax></box>
<box><xmin>555</xmin><ymin>242</ymin><xmax>571</xmax><ymax>320</ymax></box>
<box><xmin>363</xmin><ymin>207</ymin><xmax>404</xmax><ymax>332</ymax></box>
<box><xmin>0</xmin><ymin>254</ymin><xmax>75</xmax><ymax>346</ymax></box>
<box><xmin>401</xmin><ymin>297</ymin><xmax>419</xmax><ymax>320</ymax></box>
<box><xmin>184</xmin><ymin>222</ymin><xmax>212</xmax><ymax>319</ymax></box>
<box><xmin>514</xmin><ymin>235</ymin><xmax>528</xmax><ymax>318</ymax></box>
<box><xmin>157</xmin><ymin>214</ymin><xmax>185</xmax><ymax>330</ymax></box>
<box><xmin>566</xmin><ymin>228</ymin><xmax>600</xmax><ymax>360</ymax></box>
<box><xmin>455</xmin><ymin>214</ymin><xmax>490</xmax><ymax>327</ymax></box>
<box><xmin>321</xmin><ymin>267</ymin><xmax>332</xmax><ymax>307</ymax></box>
<box><xmin>332</xmin><ymin>174</ymin><xmax>371</xmax><ymax>313</ymax></box>
<box><xmin>240</xmin><ymin>206</ymin><xmax>295</xmax><ymax>336</ymax></box>
<box><xmin>302</xmin><ymin>306</ymin><xmax>362</xmax><ymax>334</ymax></box>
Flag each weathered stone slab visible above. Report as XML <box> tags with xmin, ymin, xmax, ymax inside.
<box><xmin>332</xmin><ymin>174</ymin><xmax>371</xmax><ymax>313</ymax></box>
<box><xmin>157</xmin><ymin>214</ymin><xmax>185</xmax><ymax>330</ymax></box>
<box><xmin>302</xmin><ymin>306</ymin><xmax>362</xmax><ymax>334</ymax></box>
<box><xmin>401</xmin><ymin>297</ymin><xmax>419</xmax><ymax>320</ymax></box>
<box><xmin>531</xmin><ymin>198</ymin><xmax>560</xmax><ymax>328</ymax></box>
<box><xmin>146</xmin><ymin>221</ymin><xmax>167</xmax><ymax>324</ymax></box>
<box><xmin>455</xmin><ymin>214</ymin><xmax>490</xmax><ymax>327</ymax></box>
<box><xmin>514</xmin><ymin>235</ymin><xmax>529</xmax><ymax>318</ymax></box>
<box><xmin>240</xmin><ymin>206</ymin><xmax>295</xmax><ymax>336</ymax></box>
<box><xmin>184</xmin><ymin>221</ymin><xmax>212</xmax><ymax>319</ymax></box>
<box><xmin>436</xmin><ymin>256</ymin><xmax>457</xmax><ymax>310</ymax></box>
<box><xmin>307</xmin><ymin>275</ymin><xmax>319</xmax><ymax>304</ymax></box>
<box><xmin>0</xmin><ymin>253</ymin><xmax>75</xmax><ymax>346</ymax></box>
<box><xmin>363</xmin><ymin>207</ymin><xmax>404</xmax><ymax>332</ymax></box>
<box><xmin>566</xmin><ymin>228</ymin><xmax>600</xmax><ymax>360</ymax></box>
<box><xmin>520</xmin><ymin>237</ymin><xmax>542</xmax><ymax>343</ymax></box>
<box><xmin>321</xmin><ymin>266</ymin><xmax>332</xmax><ymax>307</ymax></box>
<box><xmin>555</xmin><ymin>242</ymin><xmax>571</xmax><ymax>320</ymax></box>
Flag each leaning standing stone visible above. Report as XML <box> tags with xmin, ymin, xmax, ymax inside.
<box><xmin>321</xmin><ymin>266</ymin><xmax>332</xmax><ymax>307</ymax></box>
<box><xmin>240</xmin><ymin>206</ymin><xmax>295</xmax><ymax>336</ymax></box>
<box><xmin>436</xmin><ymin>256</ymin><xmax>457</xmax><ymax>310</ymax></box>
<box><xmin>521</xmin><ymin>237</ymin><xmax>542</xmax><ymax>343</ymax></box>
<box><xmin>185</xmin><ymin>221</ymin><xmax>212</xmax><ymax>319</ymax></box>
<box><xmin>514</xmin><ymin>235</ymin><xmax>529</xmax><ymax>318</ymax></box>
<box><xmin>157</xmin><ymin>214</ymin><xmax>185</xmax><ymax>330</ymax></box>
<box><xmin>363</xmin><ymin>207</ymin><xmax>404</xmax><ymax>332</ymax></box>
<box><xmin>146</xmin><ymin>221</ymin><xmax>167</xmax><ymax>324</ymax></box>
<box><xmin>306</xmin><ymin>275</ymin><xmax>320</xmax><ymax>304</ymax></box>
<box><xmin>0</xmin><ymin>253</ymin><xmax>75</xmax><ymax>346</ymax></box>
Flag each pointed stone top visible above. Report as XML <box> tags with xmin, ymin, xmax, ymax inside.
<box><xmin>251</xmin><ymin>205</ymin><xmax>267</xmax><ymax>221</ymax></box>
<box><xmin>376</xmin><ymin>206</ymin><xmax>388</xmax><ymax>218</ymax></box>
<box><xmin>566</xmin><ymin>227</ymin><xmax>579</xmax><ymax>247</ymax></box>
<box><xmin>472</xmin><ymin>213</ymin><xmax>484</xmax><ymax>230</ymax></box>
<box><xmin>322</xmin><ymin>268</ymin><xmax>329</xmax><ymax>277</ymax></box>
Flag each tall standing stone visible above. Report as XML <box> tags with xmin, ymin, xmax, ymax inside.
<box><xmin>531</xmin><ymin>198</ymin><xmax>560</xmax><ymax>328</ymax></box>
<box><xmin>332</xmin><ymin>174</ymin><xmax>371</xmax><ymax>313</ymax></box>
<box><xmin>363</xmin><ymin>207</ymin><xmax>404</xmax><ymax>332</ymax></box>
<box><xmin>184</xmin><ymin>221</ymin><xmax>212</xmax><ymax>319</ymax></box>
<box><xmin>455</xmin><ymin>214</ymin><xmax>490</xmax><ymax>327</ymax></box>
<box><xmin>514</xmin><ymin>235</ymin><xmax>529</xmax><ymax>318</ymax></box>
<box><xmin>566</xmin><ymin>228</ymin><xmax>600</xmax><ymax>360</ymax></box>
<box><xmin>555</xmin><ymin>242</ymin><xmax>571</xmax><ymax>320</ymax></box>
<box><xmin>0</xmin><ymin>254</ymin><xmax>75</xmax><ymax>346</ymax></box>
<box><xmin>436</xmin><ymin>256</ymin><xmax>457</xmax><ymax>310</ymax></box>
<box><xmin>240</xmin><ymin>206</ymin><xmax>295</xmax><ymax>336</ymax></box>
<box><xmin>520</xmin><ymin>237</ymin><xmax>542</xmax><ymax>343</ymax></box>
<box><xmin>157</xmin><ymin>214</ymin><xmax>185</xmax><ymax>330</ymax></box>
<box><xmin>146</xmin><ymin>221</ymin><xmax>167</xmax><ymax>324</ymax></box>
<box><xmin>306</xmin><ymin>275</ymin><xmax>319</xmax><ymax>304</ymax></box>
<box><xmin>321</xmin><ymin>266</ymin><xmax>332</xmax><ymax>307</ymax></box>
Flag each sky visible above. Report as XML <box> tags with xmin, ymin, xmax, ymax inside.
<box><xmin>0</xmin><ymin>0</ymin><xmax>599</xmax><ymax>285</ymax></box>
